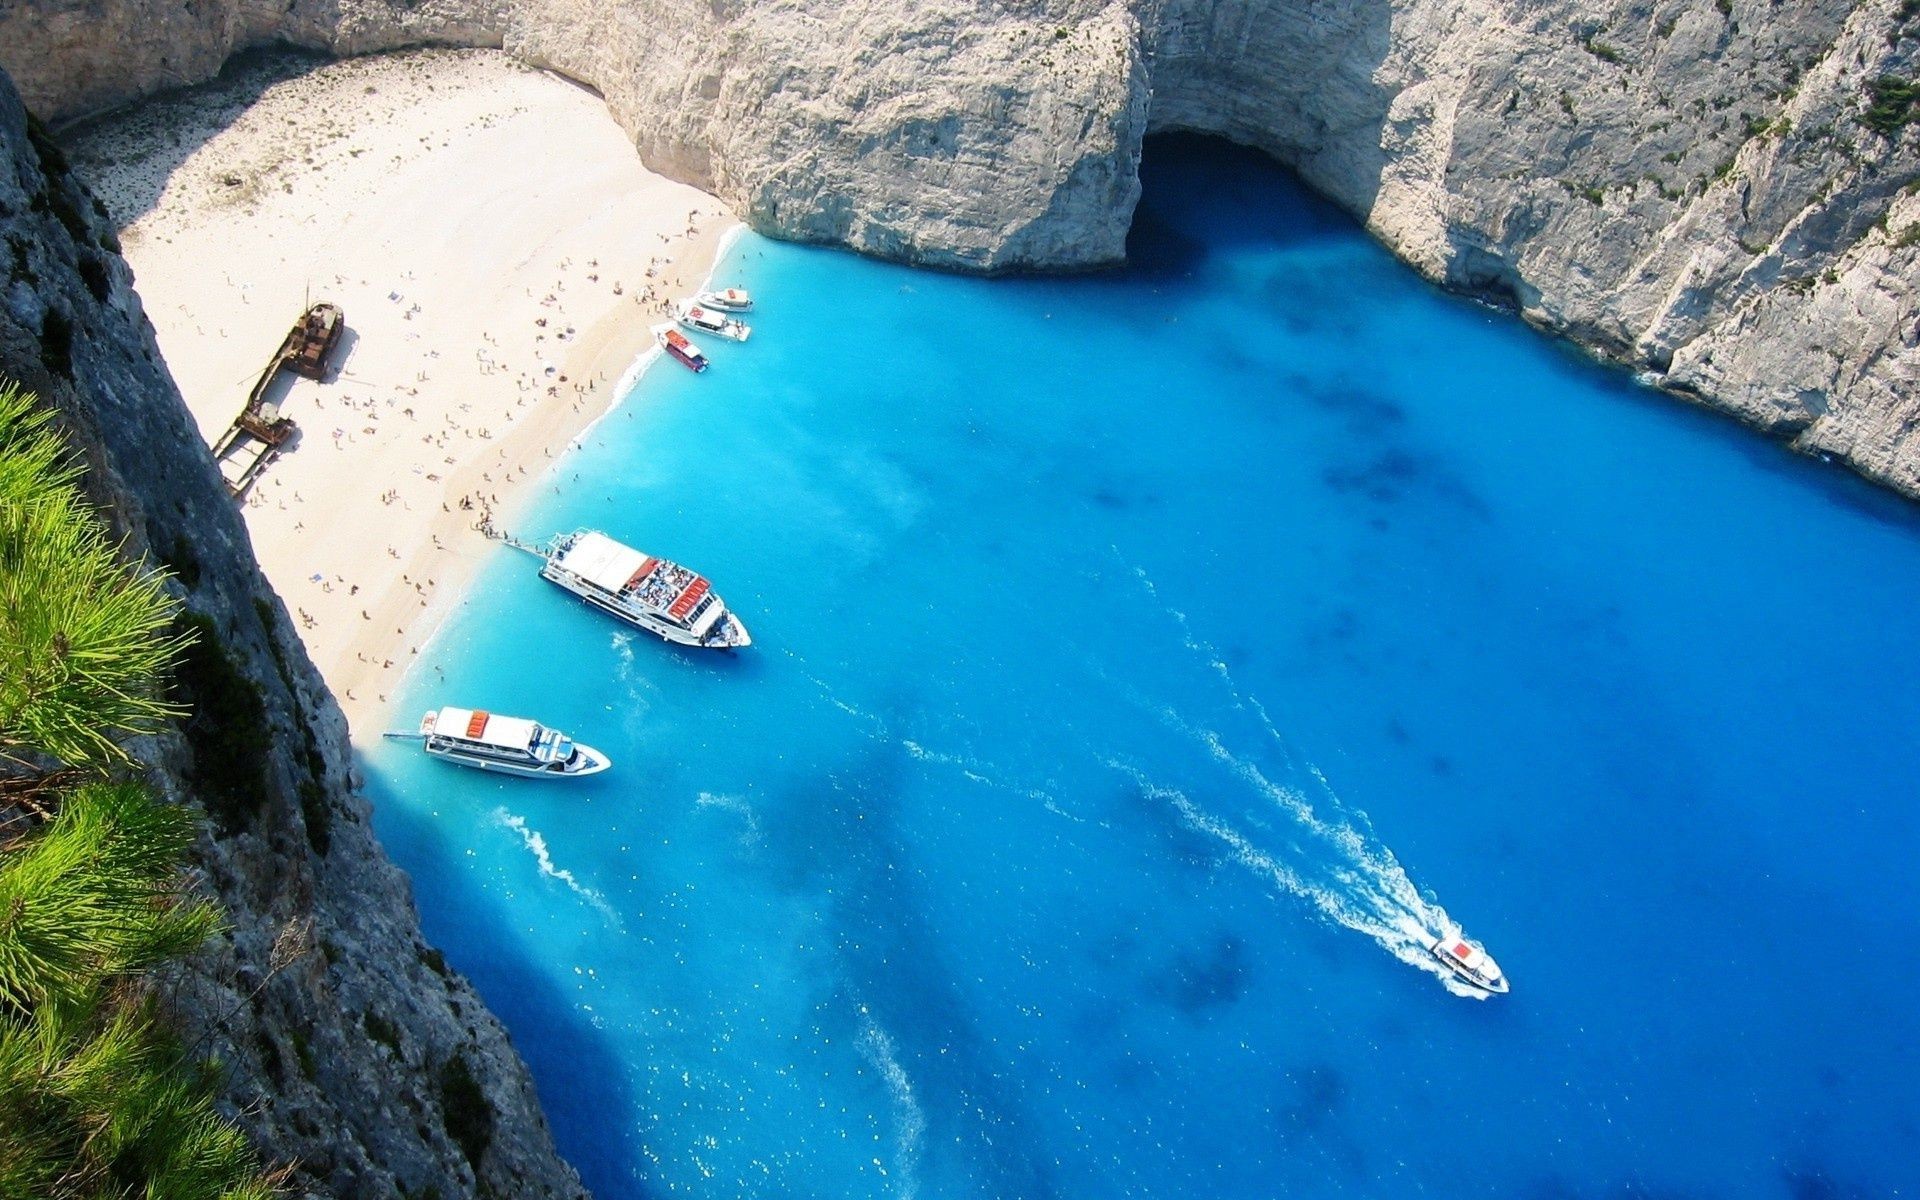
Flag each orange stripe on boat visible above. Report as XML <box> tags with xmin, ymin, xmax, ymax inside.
<box><xmin>466</xmin><ymin>711</ymin><xmax>489</xmax><ymax>739</ymax></box>
<box><xmin>622</xmin><ymin>557</ymin><xmax>659</xmax><ymax>591</ymax></box>
<box><xmin>668</xmin><ymin>577</ymin><xmax>711</xmax><ymax>619</ymax></box>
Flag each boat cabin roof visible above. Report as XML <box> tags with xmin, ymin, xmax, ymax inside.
<box><xmin>554</xmin><ymin>531</ymin><xmax>716</xmax><ymax>622</ymax></box>
<box><xmin>1444</xmin><ymin>938</ymin><xmax>1489</xmax><ymax>969</ymax></box>
<box><xmin>556</xmin><ymin>532</ymin><xmax>654</xmax><ymax>593</ymax></box>
<box><xmin>432</xmin><ymin>706</ymin><xmax>539</xmax><ymax>751</ymax></box>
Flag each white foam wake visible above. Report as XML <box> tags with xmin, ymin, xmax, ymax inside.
<box><xmin>799</xmin><ymin>674</ymin><xmax>1084</xmax><ymax>822</ymax></box>
<box><xmin>856</xmin><ymin>1009</ymin><xmax>925</xmax><ymax>1199</ymax></box>
<box><xmin>494</xmin><ymin>807</ymin><xmax>623</xmax><ymax>928</ymax></box>
<box><xmin>1114</xmin><ymin>757</ymin><xmax>1480</xmax><ymax>997</ymax></box>
<box><xmin>695</xmin><ymin>791</ymin><xmax>762</xmax><ymax>845</ymax></box>
<box><xmin>1120</xmin><ymin>558</ymin><xmax>1487</xmax><ymax>996</ymax></box>
<box><xmin>1125</xmin><ymin>555</ymin><xmax>1299</xmax><ymax>772</ymax></box>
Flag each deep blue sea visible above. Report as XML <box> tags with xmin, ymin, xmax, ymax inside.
<box><xmin>364</xmin><ymin>137</ymin><xmax>1920</xmax><ymax>1200</ymax></box>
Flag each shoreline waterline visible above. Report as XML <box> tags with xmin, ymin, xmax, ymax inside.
<box><xmin>343</xmin><ymin>213</ymin><xmax>741</xmax><ymax>737</ymax></box>
<box><xmin>378</xmin><ymin>219</ymin><xmax>751</xmax><ymax>734</ymax></box>
<box><xmin>60</xmin><ymin>48</ymin><xmax>738</xmax><ymax>736</ymax></box>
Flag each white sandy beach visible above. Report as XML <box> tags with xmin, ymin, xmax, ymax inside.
<box><xmin>67</xmin><ymin>49</ymin><xmax>735</xmax><ymax>735</ymax></box>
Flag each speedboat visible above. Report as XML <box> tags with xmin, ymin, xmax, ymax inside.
<box><xmin>675</xmin><ymin>299</ymin><xmax>750</xmax><ymax>342</ymax></box>
<box><xmin>1429</xmin><ymin>929</ymin><xmax>1509</xmax><ymax>995</ymax></box>
<box><xmin>652</xmin><ymin>323</ymin><xmax>709</xmax><ymax>372</ymax></box>
<box><xmin>537</xmin><ymin>529</ymin><xmax>751</xmax><ymax>648</ymax></box>
<box><xmin>392</xmin><ymin>707</ymin><xmax>611</xmax><ymax>779</ymax></box>
<box><xmin>696</xmin><ymin>286</ymin><xmax>753</xmax><ymax>312</ymax></box>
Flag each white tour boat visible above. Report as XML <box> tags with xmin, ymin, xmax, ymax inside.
<box><xmin>696</xmin><ymin>286</ymin><xmax>753</xmax><ymax>312</ymax></box>
<box><xmin>675</xmin><ymin>299</ymin><xmax>751</xmax><ymax>342</ymax></box>
<box><xmin>653</xmin><ymin>323</ymin><xmax>709</xmax><ymax>372</ymax></box>
<box><xmin>1429</xmin><ymin>929</ymin><xmax>1510</xmax><ymax>995</ymax></box>
<box><xmin>390</xmin><ymin>707</ymin><xmax>611</xmax><ymax>779</ymax></box>
<box><xmin>537</xmin><ymin>529</ymin><xmax>751</xmax><ymax>648</ymax></box>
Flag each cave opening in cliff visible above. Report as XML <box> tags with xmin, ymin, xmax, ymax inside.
<box><xmin>1127</xmin><ymin>133</ymin><xmax>1361</xmax><ymax>280</ymax></box>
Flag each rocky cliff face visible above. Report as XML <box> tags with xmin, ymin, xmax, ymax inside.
<box><xmin>0</xmin><ymin>0</ymin><xmax>507</xmax><ymax>123</ymax></box>
<box><xmin>512</xmin><ymin>0</ymin><xmax>1920</xmax><ymax>489</ymax></box>
<box><xmin>0</xmin><ymin>69</ymin><xmax>585</xmax><ymax>1200</ymax></box>
<box><xmin>1</xmin><ymin>1</ymin><xmax>1916</xmax><ymax>494</ymax></box>
<box><xmin>0</xmin><ymin>0</ymin><xmax>1912</xmax><ymax>1186</ymax></box>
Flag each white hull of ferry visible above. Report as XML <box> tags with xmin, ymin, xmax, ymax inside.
<box><xmin>697</xmin><ymin>287</ymin><xmax>753</xmax><ymax>312</ymax></box>
<box><xmin>652</xmin><ymin>323</ymin><xmax>709</xmax><ymax>372</ymax></box>
<box><xmin>542</xmin><ymin>567</ymin><xmax>750</xmax><ymax>647</ymax></box>
<box><xmin>399</xmin><ymin>706</ymin><xmax>612</xmax><ymax>780</ymax></box>
<box><xmin>675</xmin><ymin>300</ymin><xmax>751</xmax><ymax>342</ymax></box>
<box><xmin>426</xmin><ymin>741</ymin><xmax>611</xmax><ymax>779</ymax></box>
<box><xmin>536</xmin><ymin>530</ymin><xmax>751</xmax><ymax>649</ymax></box>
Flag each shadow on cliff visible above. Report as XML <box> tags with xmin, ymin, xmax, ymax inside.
<box><xmin>1124</xmin><ymin>134</ymin><xmax>1368</xmax><ymax>280</ymax></box>
<box><xmin>1130</xmin><ymin>0</ymin><xmax>1394</xmax><ymax>254</ymax></box>
<box><xmin>366</xmin><ymin>789</ymin><xmax>661</xmax><ymax>1199</ymax></box>
<box><xmin>56</xmin><ymin>47</ymin><xmax>331</xmax><ymax>229</ymax></box>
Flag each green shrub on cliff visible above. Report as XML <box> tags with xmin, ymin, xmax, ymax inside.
<box><xmin>0</xmin><ymin>785</ymin><xmax>271</xmax><ymax>1200</ymax></box>
<box><xmin>1861</xmin><ymin>75</ymin><xmax>1917</xmax><ymax>137</ymax></box>
<box><xmin>0</xmin><ymin>382</ymin><xmax>186</xmax><ymax>774</ymax></box>
<box><xmin>0</xmin><ymin>379</ymin><xmax>278</xmax><ymax>1199</ymax></box>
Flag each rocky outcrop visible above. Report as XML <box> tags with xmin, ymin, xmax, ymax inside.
<box><xmin>0</xmin><ymin>69</ymin><xmax>585</xmax><ymax>1200</ymax></box>
<box><xmin>510</xmin><ymin>0</ymin><xmax>1920</xmax><ymax>489</ymax></box>
<box><xmin>0</xmin><ymin>0</ymin><xmax>506</xmax><ymax>122</ymax></box>
<box><xmin>2</xmin><ymin>1</ymin><xmax>1914</xmax><ymax>497</ymax></box>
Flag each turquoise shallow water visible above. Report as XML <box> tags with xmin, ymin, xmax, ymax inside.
<box><xmin>365</xmin><ymin>137</ymin><xmax>1920</xmax><ymax>1199</ymax></box>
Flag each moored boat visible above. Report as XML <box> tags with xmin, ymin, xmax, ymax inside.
<box><xmin>696</xmin><ymin>286</ymin><xmax>753</xmax><ymax>312</ymax></box>
<box><xmin>1429</xmin><ymin>929</ymin><xmax>1509</xmax><ymax>995</ymax></box>
<box><xmin>653</xmin><ymin>323</ymin><xmax>709</xmax><ymax>372</ymax></box>
<box><xmin>675</xmin><ymin>299</ymin><xmax>751</xmax><ymax>342</ymax></box>
<box><xmin>390</xmin><ymin>707</ymin><xmax>611</xmax><ymax>779</ymax></box>
<box><xmin>537</xmin><ymin>529</ymin><xmax>751</xmax><ymax>648</ymax></box>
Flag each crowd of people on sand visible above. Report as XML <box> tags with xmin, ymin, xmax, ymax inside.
<box><xmin>216</xmin><ymin>206</ymin><xmax>728</xmax><ymax>712</ymax></box>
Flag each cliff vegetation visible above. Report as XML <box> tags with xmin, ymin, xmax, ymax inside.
<box><xmin>0</xmin><ymin>64</ymin><xmax>587</xmax><ymax>1199</ymax></box>
<box><xmin>0</xmin><ymin>378</ymin><xmax>278</xmax><ymax>1199</ymax></box>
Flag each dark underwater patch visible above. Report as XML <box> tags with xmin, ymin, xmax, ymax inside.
<box><xmin>1277</xmin><ymin>1063</ymin><xmax>1346</xmax><ymax>1135</ymax></box>
<box><xmin>1782</xmin><ymin>1166</ymin><xmax>1879</xmax><ymax>1200</ymax></box>
<box><xmin>1151</xmin><ymin>933</ymin><xmax>1252</xmax><ymax>1015</ymax></box>
<box><xmin>1125</xmin><ymin>195</ymin><xmax>1211</xmax><ymax>280</ymax></box>
<box><xmin>1322</xmin><ymin>447</ymin><xmax>1491</xmax><ymax>518</ymax></box>
<box><xmin>1294</xmin><ymin>374</ymin><xmax>1408</xmax><ymax>438</ymax></box>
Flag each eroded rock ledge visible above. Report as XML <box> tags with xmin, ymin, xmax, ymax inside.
<box><xmin>3</xmin><ymin>1</ymin><xmax>1917</xmax><ymax>495</ymax></box>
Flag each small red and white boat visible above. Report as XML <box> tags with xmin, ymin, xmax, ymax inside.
<box><xmin>653</xmin><ymin>323</ymin><xmax>709</xmax><ymax>372</ymax></box>
<box><xmin>387</xmin><ymin>706</ymin><xmax>611</xmax><ymax>779</ymax></box>
<box><xmin>675</xmin><ymin>299</ymin><xmax>751</xmax><ymax>342</ymax></box>
<box><xmin>1429</xmin><ymin>929</ymin><xmax>1509</xmax><ymax>995</ymax></box>
<box><xmin>697</xmin><ymin>287</ymin><xmax>753</xmax><ymax>312</ymax></box>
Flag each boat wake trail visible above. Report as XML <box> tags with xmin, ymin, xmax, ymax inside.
<box><xmin>855</xmin><ymin>1008</ymin><xmax>926</xmax><ymax>1200</ymax></box>
<box><xmin>1112</xmin><ymin>752</ymin><xmax>1480</xmax><ymax>997</ymax></box>
<box><xmin>494</xmin><ymin>807</ymin><xmax>623</xmax><ymax>928</ymax></box>
<box><xmin>695</xmin><ymin>791</ymin><xmax>763</xmax><ymax>846</ymax></box>
<box><xmin>1119</xmin><ymin>559</ymin><xmax>1484</xmax><ymax>996</ymax></box>
<box><xmin>798</xmin><ymin>673</ymin><xmax>1086</xmax><ymax>823</ymax></box>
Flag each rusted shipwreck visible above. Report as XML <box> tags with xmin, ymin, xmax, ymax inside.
<box><xmin>212</xmin><ymin>303</ymin><xmax>343</xmax><ymax>497</ymax></box>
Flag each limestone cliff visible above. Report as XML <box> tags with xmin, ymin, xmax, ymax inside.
<box><xmin>0</xmin><ymin>69</ymin><xmax>586</xmax><ymax>1200</ymax></box>
<box><xmin>1</xmin><ymin>1</ymin><xmax>1916</xmax><ymax>494</ymax></box>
